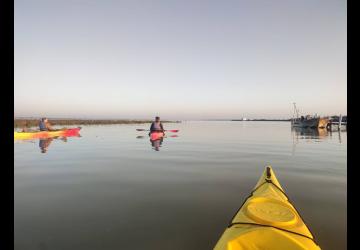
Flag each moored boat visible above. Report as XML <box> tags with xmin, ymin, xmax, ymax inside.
<box><xmin>291</xmin><ymin>103</ymin><xmax>329</xmax><ymax>128</ymax></box>
<box><xmin>296</xmin><ymin>117</ymin><xmax>329</xmax><ymax>128</ymax></box>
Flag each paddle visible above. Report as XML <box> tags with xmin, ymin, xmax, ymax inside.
<box><xmin>136</xmin><ymin>129</ymin><xmax>179</xmax><ymax>132</ymax></box>
<box><xmin>136</xmin><ymin>134</ymin><xmax>178</xmax><ymax>139</ymax></box>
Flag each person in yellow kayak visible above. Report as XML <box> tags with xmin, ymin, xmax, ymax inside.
<box><xmin>39</xmin><ymin>118</ymin><xmax>55</xmax><ymax>131</ymax></box>
<box><xmin>149</xmin><ymin>116</ymin><xmax>165</xmax><ymax>134</ymax></box>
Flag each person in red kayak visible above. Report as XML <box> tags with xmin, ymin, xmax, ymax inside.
<box><xmin>39</xmin><ymin>118</ymin><xmax>55</xmax><ymax>131</ymax></box>
<box><xmin>149</xmin><ymin>116</ymin><xmax>165</xmax><ymax>134</ymax></box>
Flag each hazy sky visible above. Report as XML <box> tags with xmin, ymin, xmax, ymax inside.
<box><xmin>15</xmin><ymin>0</ymin><xmax>346</xmax><ymax>119</ymax></box>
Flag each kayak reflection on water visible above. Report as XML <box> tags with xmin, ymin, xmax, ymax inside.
<box><xmin>150</xmin><ymin>137</ymin><xmax>163</xmax><ymax>151</ymax></box>
<box><xmin>136</xmin><ymin>123</ymin><xmax>179</xmax><ymax>151</ymax></box>
<box><xmin>39</xmin><ymin>138</ymin><xmax>54</xmax><ymax>153</ymax></box>
<box><xmin>136</xmin><ymin>133</ymin><xmax>178</xmax><ymax>151</ymax></box>
<box><xmin>38</xmin><ymin>136</ymin><xmax>70</xmax><ymax>153</ymax></box>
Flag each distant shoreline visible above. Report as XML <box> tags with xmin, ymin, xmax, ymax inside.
<box><xmin>231</xmin><ymin>119</ymin><xmax>291</xmax><ymax>122</ymax></box>
<box><xmin>14</xmin><ymin>118</ymin><xmax>293</xmax><ymax>128</ymax></box>
<box><xmin>14</xmin><ymin>119</ymin><xmax>181</xmax><ymax>128</ymax></box>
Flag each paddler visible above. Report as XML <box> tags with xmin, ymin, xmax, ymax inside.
<box><xmin>39</xmin><ymin>118</ymin><xmax>55</xmax><ymax>131</ymax></box>
<box><xmin>149</xmin><ymin>116</ymin><xmax>165</xmax><ymax>134</ymax></box>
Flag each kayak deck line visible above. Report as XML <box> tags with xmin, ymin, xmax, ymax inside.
<box><xmin>227</xmin><ymin>222</ymin><xmax>316</xmax><ymax>242</ymax></box>
<box><xmin>214</xmin><ymin>166</ymin><xmax>321</xmax><ymax>250</ymax></box>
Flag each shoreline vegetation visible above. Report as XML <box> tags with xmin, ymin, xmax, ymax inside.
<box><xmin>15</xmin><ymin>116</ymin><xmax>345</xmax><ymax>128</ymax></box>
<box><xmin>231</xmin><ymin>119</ymin><xmax>291</xmax><ymax>121</ymax></box>
<box><xmin>14</xmin><ymin>119</ymin><xmax>181</xmax><ymax>128</ymax></box>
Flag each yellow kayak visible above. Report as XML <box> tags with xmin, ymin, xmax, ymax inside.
<box><xmin>14</xmin><ymin>127</ymin><xmax>81</xmax><ymax>140</ymax></box>
<box><xmin>214</xmin><ymin>166</ymin><xmax>321</xmax><ymax>250</ymax></box>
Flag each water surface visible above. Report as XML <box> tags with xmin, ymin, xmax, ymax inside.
<box><xmin>14</xmin><ymin>121</ymin><xmax>347</xmax><ymax>250</ymax></box>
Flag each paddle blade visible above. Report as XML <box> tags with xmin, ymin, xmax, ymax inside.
<box><xmin>167</xmin><ymin>130</ymin><xmax>179</xmax><ymax>132</ymax></box>
<box><xmin>136</xmin><ymin>129</ymin><xmax>146</xmax><ymax>131</ymax></box>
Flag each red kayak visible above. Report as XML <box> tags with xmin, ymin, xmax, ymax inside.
<box><xmin>150</xmin><ymin>131</ymin><xmax>165</xmax><ymax>141</ymax></box>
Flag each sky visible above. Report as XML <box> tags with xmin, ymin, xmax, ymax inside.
<box><xmin>14</xmin><ymin>0</ymin><xmax>347</xmax><ymax>120</ymax></box>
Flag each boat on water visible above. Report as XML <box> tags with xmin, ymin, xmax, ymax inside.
<box><xmin>291</xmin><ymin>103</ymin><xmax>329</xmax><ymax>129</ymax></box>
<box><xmin>292</xmin><ymin>116</ymin><xmax>329</xmax><ymax>129</ymax></box>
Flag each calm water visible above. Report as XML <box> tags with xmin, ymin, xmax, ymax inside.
<box><xmin>14</xmin><ymin>121</ymin><xmax>347</xmax><ymax>250</ymax></box>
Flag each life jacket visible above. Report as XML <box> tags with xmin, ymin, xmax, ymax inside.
<box><xmin>152</xmin><ymin>122</ymin><xmax>162</xmax><ymax>130</ymax></box>
<box><xmin>39</xmin><ymin>121</ymin><xmax>47</xmax><ymax>131</ymax></box>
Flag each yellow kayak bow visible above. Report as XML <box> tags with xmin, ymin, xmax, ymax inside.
<box><xmin>214</xmin><ymin>166</ymin><xmax>321</xmax><ymax>250</ymax></box>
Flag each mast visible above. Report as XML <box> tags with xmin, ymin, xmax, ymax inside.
<box><xmin>293</xmin><ymin>103</ymin><xmax>299</xmax><ymax>119</ymax></box>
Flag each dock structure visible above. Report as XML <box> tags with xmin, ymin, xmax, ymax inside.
<box><xmin>327</xmin><ymin>114</ymin><xmax>347</xmax><ymax>131</ymax></box>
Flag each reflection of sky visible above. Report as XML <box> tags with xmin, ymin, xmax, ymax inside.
<box><xmin>14</xmin><ymin>122</ymin><xmax>347</xmax><ymax>249</ymax></box>
<box><xmin>15</xmin><ymin>0</ymin><xmax>346</xmax><ymax>119</ymax></box>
